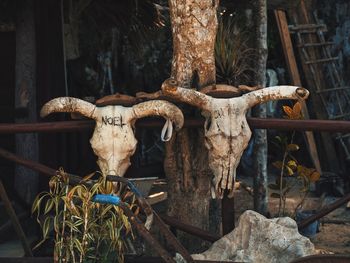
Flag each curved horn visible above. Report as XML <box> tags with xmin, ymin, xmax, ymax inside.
<box><xmin>242</xmin><ymin>85</ymin><xmax>309</xmax><ymax>109</ymax></box>
<box><xmin>161</xmin><ymin>78</ymin><xmax>212</xmax><ymax>111</ymax></box>
<box><xmin>40</xmin><ymin>97</ymin><xmax>97</xmax><ymax>120</ymax></box>
<box><xmin>131</xmin><ymin>100</ymin><xmax>184</xmax><ymax>131</ymax></box>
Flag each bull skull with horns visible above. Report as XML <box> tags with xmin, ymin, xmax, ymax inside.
<box><xmin>40</xmin><ymin>98</ymin><xmax>184</xmax><ymax>176</ymax></box>
<box><xmin>161</xmin><ymin>79</ymin><xmax>309</xmax><ymax>199</ymax></box>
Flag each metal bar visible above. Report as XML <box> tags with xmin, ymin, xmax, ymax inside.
<box><xmin>125</xmin><ymin>258</ymin><xmax>238</xmax><ymax>263</ymax></box>
<box><xmin>119</xmin><ymin>203</ymin><xmax>176</xmax><ymax>263</ymax></box>
<box><xmin>106</xmin><ymin>176</ymin><xmax>194</xmax><ymax>263</ymax></box>
<box><xmin>153</xmin><ymin>213</ymin><xmax>194</xmax><ymax>263</ymax></box>
<box><xmin>0</xmin><ymin>258</ymin><xmax>53</xmax><ymax>263</ymax></box>
<box><xmin>290</xmin><ymin>254</ymin><xmax>350</xmax><ymax>263</ymax></box>
<box><xmin>0</xmin><ymin>147</ymin><xmax>83</xmax><ymax>185</ymax></box>
<box><xmin>222</xmin><ymin>192</ymin><xmax>235</xmax><ymax>235</ymax></box>
<box><xmin>298</xmin><ymin>193</ymin><xmax>350</xmax><ymax>230</ymax></box>
<box><xmin>0</xmin><ymin>120</ymin><xmax>94</xmax><ymax>133</ymax></box>
<box><xmin>0</xmin><ymin>180</ymin><xmax>33</xmax><ymax>257</ymax></box>
<box><xmin>1</xmin><ymin>118</ymin><xmax>350</xmax><ymax>134</ymax></box>
<box><xmin>0</xmin><ymin>257</ymin><xmax>240</xmax><ymax>263</ymax></box>
<box><xmin>246</xmin><ymin>118</ymin><xmax>350</xmax><ymax>132</ymax></box>
<box><xmin>160</xmin><ymin>215</ymin><xmax>221</xmax><ymax>243</ymax></box>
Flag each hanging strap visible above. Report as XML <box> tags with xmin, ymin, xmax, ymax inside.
<box><xmin>161</xmin><ymin>119</ymin><xmax>173</xmax><ymax>142</ymax></box>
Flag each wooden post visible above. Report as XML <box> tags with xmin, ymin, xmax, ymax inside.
<box><xmin>274</xmin><ymin>9</ymin><xmax>322</xmax><ymax>174</ymax></box>
<box><xmin>222</xmin><ymin>191</ymin><xmax>235</xmax><ymax>235</ymax></box>
<box><xmin>252</xmin><ymin>0</ymin><xmax>268</xmax><ymax>216</ymax></box>
<box><xmin>14</xmin><ymin>0</ymin><xmax>38</xmax><ymax>205</ymax></box>
<box><xmin>0</xmin><ymin>180</ymin><xmax>33</xmax><ymax>256</ymax></box>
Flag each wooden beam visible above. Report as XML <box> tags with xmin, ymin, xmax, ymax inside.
<box><xmin>274</xmin><ymin>9</ymin><xmax>322</xmax><ymax>174</ymax></box>
<box><xmin>160</xmin><ymin>215</ymin><xmax>221</xmax><ymax>243</ymax></box>
<box><xmin>0</xmin><ymin>147</ymin><xmax>82</xmax><ymax>185</ymax></box>
<box><xmin>0</xmin><ymin>180</ymin><xmax>33</xmax><ymax>257</ymax></box>
<box><xmin>274</xmin><ymin>10</ymin><xmax>302</xmax><ymax>85</ymax></box>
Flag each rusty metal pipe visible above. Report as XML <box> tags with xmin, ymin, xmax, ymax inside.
<box><xmin>106</xmin><ymin>175</ymin><xmax>194</xmax><ymax>263</ymax></box>
<box><xmin>298</xmin><ymin>193</ymin><xmax>350</xmax><ymax>229</ymax></box>
<box><xmin>2</xmin><ymin>118</ymin><xmax>350</xmax><ymax>134</ymax></box>
<box><xmin>118</xmin><ymin>203</ymin><xmax>176</xmax><ymax>263</ymax></box>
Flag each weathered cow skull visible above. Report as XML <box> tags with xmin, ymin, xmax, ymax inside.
<box><xmin>40</xmin><ymin>97</ymin><xmax>184</xmax><ymax>176</ymax></box>
<box><xmin>161</xmin><ymin>79</ymin><xmax>309</xmax><ymax>198</ymax></box>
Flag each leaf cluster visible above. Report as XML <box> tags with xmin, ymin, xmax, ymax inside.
<box><xmin>269</xmin><ymin>102</ymin><xmax>320</xmax><ymax>216</ymax></box>
<box><xmin>32</xmin><ymin>168</ymin><xmax>137</xmax><ymax>263</ymax></box>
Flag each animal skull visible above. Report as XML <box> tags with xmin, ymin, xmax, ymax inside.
<box><xmin>161</xmin><ymin>79</ymin><xmax>309</xmax><ymax>198</ymax></box>
<box><xmin>40</xmin><ymin>97</ymin><xmax>184</xmax><ymax>176</ymax></box>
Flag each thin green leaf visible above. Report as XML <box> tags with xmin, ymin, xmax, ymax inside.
<box><xmin>73</xmin><ymin>238</ymin><xmax>83</xmax><ymax>254</ymax></box>
<box><xmin>44</xmin><ymin>198</ymin><xmax>54</xmax><ymax>215</ymax></box>
<box><xmin>42</xmin><ymin>216</ymin><xmax>51</xmax><ymax>240</ymax></box>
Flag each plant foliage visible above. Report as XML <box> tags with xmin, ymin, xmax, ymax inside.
<box><xmin>269</xmin><ymin>102</ymin><xmax>320</xmax><ymax>216</ymax></box>
<box><xmin>32</xmin><ymin>168</ymin><xmax>137</xmax><ymax>263</ymax></box>
<box><xmin>215</xmin><ymin>11</ymin><xmax>257</xmax><ymax>86</ymax></box>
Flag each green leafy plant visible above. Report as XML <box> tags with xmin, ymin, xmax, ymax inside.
<box><xmin>32</xmin><ymin>168</ymin><xmax>137</xmax><ymax>263</ymax></box>
<box><xmin>215</xmin><ymin>12</ymin><xmax>257</xmax><ymax>86</ymax></box>
<box><xmin>269</xmin><ymin>102</ymin><xmax>320</xmax><ymax>217</ymax></box>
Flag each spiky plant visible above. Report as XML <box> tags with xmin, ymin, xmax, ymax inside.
<box><xmin>215</xmin><ymin>12</ymin><xmax>257</xmax><ymax>86</ymax></box>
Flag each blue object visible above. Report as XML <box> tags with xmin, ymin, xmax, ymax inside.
<box><xmin>296</xmin><ymin>210</ymin><xmax>320</xmax><ymax>238</ymax></box>
<box><xmin>92</xmin><ymin>194</ymin><xmax>121</xmax><ymax>205</ymax></box>
<box><xmin>126</xmin><ymin>181</ymin><xmax>143</xmax><ymax>198</ymax></box>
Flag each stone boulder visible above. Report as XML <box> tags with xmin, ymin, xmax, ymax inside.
<box><xmin>191</xmin><ymin>210</ymin><xmax>316</xmax><ymax>263</ymax></box>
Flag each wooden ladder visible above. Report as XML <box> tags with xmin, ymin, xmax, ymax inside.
<box><xmin>290</xmin><ymin>12</ymin><xmax>350</xmax><ymax>120</ymax></box>
<box><xmin>274</xmin><ymin>9</ymin><xmax>322</xmax><ymax>174</ymax></box>
<box><xmin>275</xmin><ymin>0</ymin><xmax>347</xmax><ymax>173</ymax></box>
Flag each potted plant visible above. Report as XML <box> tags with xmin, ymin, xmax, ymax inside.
<box><xmin>32</xmin><ymin>169</ymin><xmax>137</xmax><ymax>263</ymax></box>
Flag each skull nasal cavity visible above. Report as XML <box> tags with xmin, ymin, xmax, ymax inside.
<box><xmin>205</xmin><ymin>118</ymin><xmax>212</xmax><ymax>131</ymax></box>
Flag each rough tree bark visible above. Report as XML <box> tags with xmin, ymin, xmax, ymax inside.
<box><xmin>14</xmin><ymin>0</ymin><xmax>39</xmax><ymax>204</ymax></box>
<box><xmin>165</xmin><ymin>0</ymin><xmax>220</xmax><ymax>252</ymax></box>
<box><xmin>252</xmin><ymin>0</ymin><xmax>268</xmax><ymax>215</ymax></box>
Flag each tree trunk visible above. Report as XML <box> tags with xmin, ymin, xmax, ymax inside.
<box><xmin>14</xmin><ymin>0</ymin><xmax>38</xmax><ymax>205</ymax></box>
<box><xmin>165</xmin><ymin>0</ymin><xmax>220</xmax><ymax>252</ymax></box>
<box><xmin>252</xmin><ymin>0</ymin><xmax>268</xmax><ymax>215</ymax></box>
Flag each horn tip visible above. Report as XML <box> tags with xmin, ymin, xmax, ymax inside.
<box><xmin>296</xmin><ymin>87</ymin><xmax>309</xmax><ymax>99</ymax></box>
<box><xmin>39</xmin><ymin>107</ymin><xmax>48</xmax><ymax>118</ymax></box>
<box><xmin>161</xmin><ymin>78</ymin><xmax>178</xmax><ymax>93</ymax></box>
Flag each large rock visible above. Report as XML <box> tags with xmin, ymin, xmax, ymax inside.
<box><xmin>192</xmin><ymin>210</ymin><xmax>316</xmax><ymax>263</ymax></box>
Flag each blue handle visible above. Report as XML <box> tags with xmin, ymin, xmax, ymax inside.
<box><xmin>126</xmin><ymin>181</ymin><xmax>143</xmax><ymax>198</ymax></box>
<box><xmin>92</xmin><ymin>194</ymin><xmax>121</xmax><ymax>205</ymax></box>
